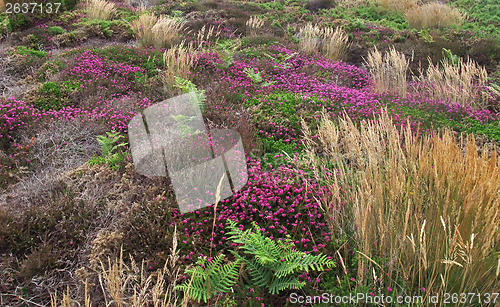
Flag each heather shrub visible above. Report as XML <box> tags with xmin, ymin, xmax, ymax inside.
<box><xmin>31</xmin><ymin>80</ymin><xmax>81</xmax><ymax>110</ymax></box>
<box><xmin>305</xmin><ymin>0</ymin><xmax>334</xmax><ymax>12</ymax></box>
<box><xmin>304</xmin><ymin>110</ymin><xmax>500</xmax><ymax>298</ymax></box>
<box><xmin>405</xmin><ymin>2</ymin><xmax>465</xmax><ymax>29</ymax></box>
<box><xmin>49</xmin><ymin>26</ymin><xmax>67</xmax><ymax>35</ymax></box>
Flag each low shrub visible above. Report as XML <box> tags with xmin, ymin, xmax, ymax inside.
<box><xmin>32</xmin><ymin>80</ymin><xmax>81</xmax><ymax>110</ymax></box>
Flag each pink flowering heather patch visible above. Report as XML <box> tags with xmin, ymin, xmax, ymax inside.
<box><xmin>172</xmin><ymin>158</ymin><xmax>333</xmax><ymax>258</ymax></box>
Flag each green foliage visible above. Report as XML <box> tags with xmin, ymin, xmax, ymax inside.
<box><xmin>243</xmin><ymin>67</ymin><xmax>276</xmax><ymax>87</ymax></box>
<box><xmin>34</xmin><ymin>80</ymin><xmax>80</xmax><ymax>110</ymax></box>
<box><xmin>442</xmin><ymin>48</ymin><xmax>460</xmax><ymax>65</ymax></box>
<box><xmin>457</xmin><ymin>119</ymin><xmax>500</xmax><ymax>142</ymax></box>
<box><xmin>226</xmin><ymin>220</ymin><xmax>335</xmax><ymax>294</ymax></box>
<box><xmin>89</xmin><ymin>131</ymin><xmax>127</xmax><ymax>170</ymax></box>
<box><xmin>176</xmin><ymin>254</ymin><xmax>240</xmax><ymax>303</ymax></box>
<box><xmin>14</xmin><ymin>46</ymin><xmax>48</xmax><ymax>59</ymax></box>
<box><xmin>216</xmin><ymin>40</ymin><xmax>240</xmax><ymax>69</ymax></box>
<box><xmin>49</xmin><ymin>26</ymin><xmax>67</xmax><ymax>35</ymax></box>
<box><xmin>264</xmin><ymin>52</ymin><xmax>296</xmax><ymax>69</ymax></box>
<box><xmin>174</xmin><ymin>77</ymin><xmax>206</xmax><ymax>112</ymax></box>
<box><xmin>76</xmin><ymin>19</ymin><xmax>133</xmax><ymax>38</ymax></box>
<box><xmin>0</xmin><ymin>13</ymin><xmax>12</xmax><ymax>36</ymax></box>
<box><xmin>419</xmin><ymin>29</ymin><xmax>434</xmax><ymax>43</ymax></box>
<box><xmin>245</xmin><ymin>91</ymin><xmax>301</xmax><ymax>126</ymax></box>
<box><xmin>97</xmin><ymin>130</ymin><xmax>127</xmax><ymax>157</ymax></box>
<box><xmin>320</xmin><ymin>3</ymin><xmax>408</xmax><ymax>30</ymax></box>
<box><xmin>452</xmin><ymin>0</ymin><xmax>500</xmax><ymax>38</ymax></box>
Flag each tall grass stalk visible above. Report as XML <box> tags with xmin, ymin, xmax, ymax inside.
<box><xmin>161</xmin><ymin>42</ymin><xmax>196</xmax><ymax>91</ymax></box>
<box><xmin>365</xmin><ymin>46</ymin><xmax>411</xmax><ymax>96</ymax></box>
<box><xmin>303</xmin><ymin>110</ymin><xmax>500</xmax><ymax>299</ymax></box>
<box><xmin>414</xmin><ymin>57</ymin><xmax>489</xmax><ymax>109</ymax></box>
<box><xmin>405</xmin><ymin>2</ymin><xmax>465</xmax><ymax>29</ymax></box>
<box><xmin>298</xmin><ymin>23</ymin><xmax>322</xmax><ymax>54</ymax></box>
<box><xmin>321</xmin><ymin>27</ymin><xmax>349</xmax><ymax>61</ymax></box>
<box><xmin>132</xmin><ymin>13</ymin><xmax>184</xmax><ymax>48</ymax></box>
<box><xmin>84</xmin><ymin>0</ymin><xmax>116</xmax><ymax>20</ymax></box>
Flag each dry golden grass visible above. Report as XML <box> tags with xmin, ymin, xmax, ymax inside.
<box><xmin>193</xmin><ymin>24</ymin><xmax>221</xmax><ymax>50</ymax></box>
<box><xmin>405</xmin><ymin>2</ymin><xmax>465</xmax><ymax>29</ymax></box>
<box><xmin>365</xmin><ymin>46</ymin><xmax>411</xmax><ymax>96</ymax></box>
<box><xmin>50</xmin><ymin>228</ymin><xmax>185</xmax><ymax>307</ymax></box>
<box><xmin>161</xmin><ymin>42</ymin><xmax>196</xmax><ymax>90</ymax></box>
<box><xmin>303</xmin><ymin>110</ymin><xmax>500</xmax><ymax>298</ymax></box>
<box><xmin>321</xmin><ymin>27</ymin><xmax>349</xmax><ymax>61</ymax></box>
<box><xmin>84</xmin><ymin>0</ymin><xmax>116</xmax><ymax>21</ymax></box>
<box><xmin>246</xmin><ymin>16</ymin><xmax>266</xmax><ymax>36</ymax></box>
<box><xmin>376</xmin><ymin>0</ymin><xmax>418</xmax><ymax>13</ymax></box>
<box><xmin>131</xmin><ymin>13</ymin><xmax>185</xmax><ymax>48</ymax></box>
<box><xmin>298</xmin><ymin>24</ymin><xmax>350</xmax><ymax>61</ymax></box>
<box><xmin>298</xmin><ymin>23</ymin><xmax>323</xmax><ymax>54</ymax></box>
<box><xmin>414</xmin><ymin>57</ymin><xmax>489</xmax><ymax>109</ymax></box>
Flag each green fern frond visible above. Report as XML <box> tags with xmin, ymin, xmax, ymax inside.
<box><xmin>226</xmin><ymin>221</ymin><xmax>335</xmax><ymax>295</ymax></box>
<box><xmin>269</xmin><ymin>276</ymin><xmax>305</xmax><ymax>294</ymax></box>
<box><xmin>176</xmin><ymin>254</ymin><xmax>239</xmax><ymax>303</ymax></box>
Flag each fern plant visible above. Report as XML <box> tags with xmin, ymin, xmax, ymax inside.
<box><xmin>226</xmin><ymin>220</ymin><xmax>335</xmax><ymax>295</ymax></box>
<box><xmin>96</xmin><ymin>130</ymin><xmax>127</xmax><ymax>157</ymax></box>
<box><xmin>263</xmin><ymin>52</ymin><xmax>296</xmax><ymax>69</ymax></box>
<box><xmin>176</xmin><ymin>254</ymin><xmax>240</xmax><ymax>303</ymax></box>
<box><xmin>89</xmin><ymin>130</ymin><xmax>127</xmax><ymax>170</ymax></box>
<box><xmin>216</xmin><ymin>39</ymin><xmax>240</xmax><ymax>69</ymax></box>
<box><xmin>174</xmin><ymin>77</ymin><xmax>206</xmax><ymax>112</ymax></box>
<box><xmin>177</xmin><ymin>221</ymin><xmax>335</xmax><ymax>303</ymax></box>
<box><xmin>243</xmin><ymin>67</ymin><xmax>276</xmax><ymax>88</ymax></box>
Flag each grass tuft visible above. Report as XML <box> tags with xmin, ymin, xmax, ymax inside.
<box><xmin>303</xmin><ymin>109</ymin><xmax>500</xmax><ymax>297</ymax></box>
<box><xmin>84</xmin><ymin>0</ymin><xmax>116</xmax><ymax>21</ymax></box>
<box><xmin>365</xmin><ymin>46</ymin><xmax>411</xmax><ymax>96</ymax></box>
<box><xmin>405</xmin><ymin>2</ymin><xmax>465</xmax><ymax>29</ymax></box>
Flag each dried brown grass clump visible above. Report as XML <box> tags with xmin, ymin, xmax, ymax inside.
<box><xmin>51</xmin><ymin>231</ymin><xmax>184</xmax><ymax>307</ymax></box>
<box><xmin>298</xmin><ymin>24</ymin><xmax>350</xmax><ymax>61</ymax></box>
<box><xmin>84</xmin><ymin>0</ymin><xmax>116</xmax><ymax>21</ymax></box>
<box><xmin>246</xmin><ymin>16</ymin><xmax>265</xmax><ymax>36</ymax></box>
<box><xmin>376</xmin><ymin>0</ymin><xmax>418</xmax><ymax>13</ymax></box>
<box><xmin>193</xmin><ymin>24</ymin><xmax>221</xmax><ymax>50</ymax></box>
<box><xmin>131</xmin><ymin>13</ymin><xmax>185</xmax><ymax>48</ymax></box>
<box><xmin>298</xmin><ymin>23</ymin><xmax>323</xmax><ymax>54</ymax></box>
<box><xmin>365</xmin><ymin>46</ymin><xmax>411</xmax><ymax>96</ymax></box>
<box><xmin>303</xmin><ymin>110</ymin><xmax>500</xmax><ymax>297</ymax></box>
<box><xmin>161</xmin><ymin>43</ymin><xmax>196</xmax><ymax>90</ymax></box>
<box><xmin>405</xmin><ymin>2</ymin><xmax>465</xmax><ymax>29</ymax></box>
<box><xmin>321</xmin><ymin>27</ymin><xmax>349</xmax><ymax>61</ymax></box>
<box><xmin>414</xmin><ymin>57</ymin><xmax>489</xmax><ymax>109</ymax></box>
